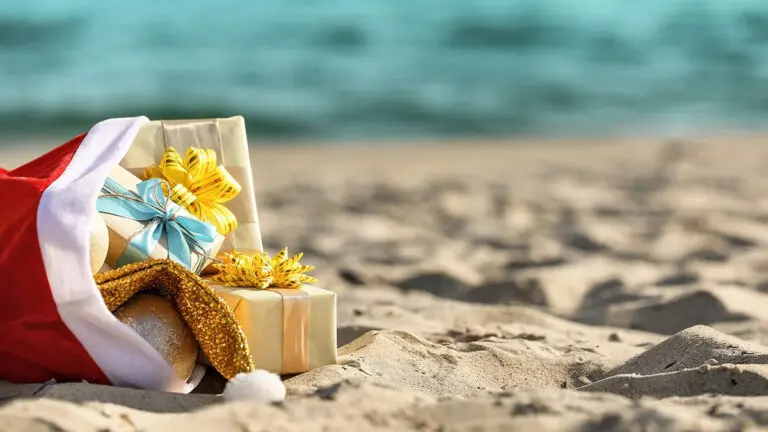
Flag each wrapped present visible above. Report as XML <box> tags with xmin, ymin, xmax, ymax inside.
<box><xmin>97</xmin><ymin>165</ymin><xmax>224</xmax><ymax>273</ymax></box>
<box><xmin>89</xmin><ymin>212</ymin><xmax>109</xmax><ymax>274</ymax></box>
<box><xmin>207</xmin><ymin>250</ymin><xmax>337</xmax><ymax>374</ymax></box>
<box><xmin>119</xmin><ymin>117</ymin><xmax>262</xmax><ymax>253</ymax></box>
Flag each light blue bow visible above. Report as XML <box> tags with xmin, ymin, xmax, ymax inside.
<box><xmin>97</xmin><ymin>177</ymin><xmax>217</xmax><ymax>273</ymax></box>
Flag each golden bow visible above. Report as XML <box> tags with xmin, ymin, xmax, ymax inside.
<box><xmin>144</xmin><ymin>147</ymin><xmax>241</xmax><ymax>235</ymax></box>
<box><xmin>210</xmin><ymin>248</ymin><xmax>318</xmax><ymax>289</ymax></box>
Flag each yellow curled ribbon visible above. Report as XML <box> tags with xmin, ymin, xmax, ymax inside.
<box><xmin>144</xmin><ymin>147</ymin><xmax>241</xmax><ymax>235</ymax></box>
<box><xmin>210</xmin><ymin>248</ymin><xmax>318</xmax><ymax>289</ymax></box>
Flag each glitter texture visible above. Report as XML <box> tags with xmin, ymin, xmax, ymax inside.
<box><xmin>95</xmin><ymin>259</ymin><xmax>254</xmax><ymax>379</ymax></box>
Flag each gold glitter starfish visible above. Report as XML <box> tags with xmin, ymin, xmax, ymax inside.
<box><xmin>95</xmin><ymin>259</ymin><xmax>254</xmax><ymax>380</ymax></box>
<box><xmin>211</xmin><ymin>248</ymin><xmax>318</xmax><ymax>289</ymax></box>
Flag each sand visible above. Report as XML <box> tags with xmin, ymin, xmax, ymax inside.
<box><xmin>4</xmin><ymin>135</ymin><xmax>768</xmax><ymax>430</ymax></box>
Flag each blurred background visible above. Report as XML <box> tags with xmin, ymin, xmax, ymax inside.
<box><xmin>1</xmin><ymin>0</ymin><xmax>768</xmax><ymax>141</ymax></box>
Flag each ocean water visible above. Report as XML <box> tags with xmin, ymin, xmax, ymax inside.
<box><xmin>2</xmin><ymin>0</ymin><xmax>768</xmax><ymax>140</ymax></box>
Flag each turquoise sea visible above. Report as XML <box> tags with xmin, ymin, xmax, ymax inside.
<box><xmin>2</xmin><ymin>0</ymin><xmax>768</xmax><ymax>139</ymax></box>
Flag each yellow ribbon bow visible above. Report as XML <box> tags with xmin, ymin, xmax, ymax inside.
<box><xmin>144</xmin><ymin>147</ymin><xmax>241</xmax><ymax>235</ymax></box>
<box><xmin>211</xmin><ymin>248</ymin><xmax>318</xmax><ymax>289</ymax></box>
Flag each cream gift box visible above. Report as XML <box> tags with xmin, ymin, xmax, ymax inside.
<box><xmin>119</xmin><ymin>116</ymin><xmax>263</xmax><ymax>253</ymax></box>
<box><xmin>210</xmin><ymin>284</ymin><xmax>337</xmax><ymax>374</ymax></box>
<box><xmin>98</xmin><ymin>165</ymin><xmax>224</xmax><ymax>273</ymax></box>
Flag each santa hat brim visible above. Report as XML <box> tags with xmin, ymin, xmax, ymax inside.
<box><xmin>1</xmin><ymin>117</ymin><xmax>196</xmax><ymax>392</ymax></box>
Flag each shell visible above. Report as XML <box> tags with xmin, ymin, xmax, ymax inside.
<box><xmin>113</xmin><ymin>293</ymin><xmax>199</xmax><ymax>381</ymax></box>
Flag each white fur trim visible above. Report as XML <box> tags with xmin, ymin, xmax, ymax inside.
<box><xmin>223</xmin><ymin>370</ymin><xmax>286</xmax><ymax>403</ymax></box>
<box><xmin>38</xmin><ymin>117</ymin><xmax>189</xmax><ymax>392</ymax></box>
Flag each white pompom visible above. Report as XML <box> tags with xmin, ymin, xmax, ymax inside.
<box><xmin>222</xmin><ymin>370</ymin><xmax>286</xmax><ymax>403</ymax></box>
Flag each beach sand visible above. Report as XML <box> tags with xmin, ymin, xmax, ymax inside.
<box><xmin>3</xmin><ymin>135</ymin><xmax>768</xmax><ymax>430</ymax></box>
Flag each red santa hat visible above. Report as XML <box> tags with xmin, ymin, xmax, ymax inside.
<box><xmin>0</xmin><ymin>117</ymin><xmax>286</xmax><ymax>401</ymax></box>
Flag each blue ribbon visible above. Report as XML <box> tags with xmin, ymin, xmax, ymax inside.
<box><xmin>97</xmin><ymin>177</ymin><xmax>217</xmax><ymax>272</ymax></box>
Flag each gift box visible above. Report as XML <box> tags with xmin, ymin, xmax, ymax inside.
<box><xmin>211</xmin><ymin>284</ymin><xmax>337</xmax><ymax>374</ymax></box>
<box><xmin>98</xmin><ymin>165</ymin><xmax>224</xmax><ymax>273</ymax></box>
<box><xmin>119</xmin><ymin>117</ymin><xmax>262</xmax><ymax>253</ymax></box>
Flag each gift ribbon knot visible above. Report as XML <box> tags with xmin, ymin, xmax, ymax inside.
<box><xmin>97</xmin><ymin>177</ymin><xmax>217</xmax><ymax>272</ymax></box>
<box><xmin>210</xmin><ymin>248</ymin><xmax>318</xmax><ymax>289</ymax></box>
<box><xmin>144</xmin><ymin>146</ymin><xmax>241</xmax><ymax>235</ymax></box>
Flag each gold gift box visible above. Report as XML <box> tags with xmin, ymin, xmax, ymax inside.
<box><xmin>100</xmin><ymin>165</ymin><xmax>224</xmax><ymax>273</ymax></box>
<box><xmin>211</xmin><ymin>284</ymin><xmax>337</xmax><ymax>374</ymax></box>
<box><xmin>119</xmin><ymin>116</ymin><xmax>263</xmax><ymax>253</ymax></box>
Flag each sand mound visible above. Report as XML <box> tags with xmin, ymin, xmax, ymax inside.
<box><xmin>606</xmin><ymin>326</ymin><xmax>768</xmax><ymax>377</ymax></box>
<box><xmin>576</xmin><ymin>326</ymin><xmax>768</xmax><ymax>398</ymax></box>
<box><xmin>290</xmin><ymin>329</ymin><xmax>579</xmax><ymax>396</ymax></box>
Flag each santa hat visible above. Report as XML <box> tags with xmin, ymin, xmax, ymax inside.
<box><xmin>0</xmin><ymin>117</ymin><xmax>285</xmax><ymax>402</ymax></box>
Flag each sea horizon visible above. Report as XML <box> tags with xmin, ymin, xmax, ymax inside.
<box><xmin>2</xmin><ymin>0</ymin><xmax>768</xmax><ymax>142</ymax></box>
